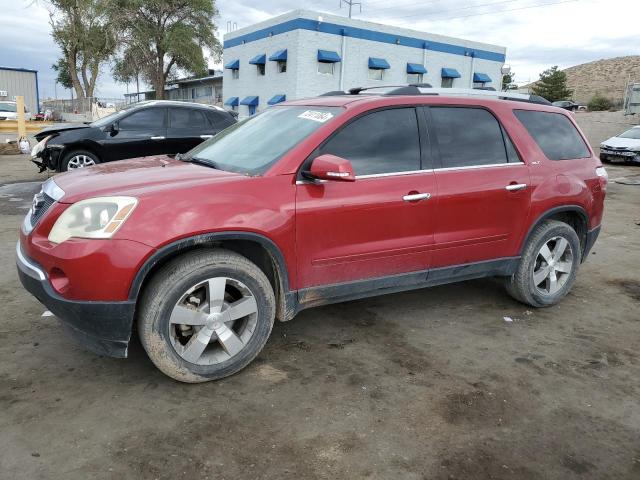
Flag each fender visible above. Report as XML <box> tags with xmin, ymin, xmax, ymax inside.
<box><xmin>128</xmin><ymin>231</ymin><xmax>292</xmax><ymax>301</ymax></box>
<box><xmin>519</xmin><ymin>204</ymin><xmax>590</xmax><ymax>257</ymax></box>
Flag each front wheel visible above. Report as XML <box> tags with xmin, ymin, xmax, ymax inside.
<box><xmin>506</xmin><ymin>220</ymin><xmax>581</xmax><ymax>307</ymax></box>
<box><xmin>138</xmin><ymin>249</ymin><xmax>276</xmax><ymax>383</ymax></box>
<box><xmin>60</xmin><ymin>150</ymin><xmax>100</xmax><ymax>172</ymax></box>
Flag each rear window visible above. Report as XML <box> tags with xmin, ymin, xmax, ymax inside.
<box><xmin>514</xmin><ymin>110</ymin><xmax>590</xmax><ymax>160</ymax></box>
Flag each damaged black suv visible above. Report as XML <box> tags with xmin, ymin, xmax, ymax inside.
<box><xmin>31</xmin><ymin>100</ymin><xmax>236</xmax><ymax>172</ymax></box>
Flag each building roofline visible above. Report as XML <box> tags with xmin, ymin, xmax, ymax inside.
<box><xmin>224</xmin><ymin>9</ymin><xmax>505</xmax><ymax>62</ymax></box>
<box><xmin>0</xmin><ymin>66</ymin><xmax>38</xmax><ymax>74</ymax></box>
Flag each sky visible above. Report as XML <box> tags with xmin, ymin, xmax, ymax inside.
<box><xmin>1</xmin><ymin>0</ymin><xmax>639</xmax><ymax>100</ymax></box>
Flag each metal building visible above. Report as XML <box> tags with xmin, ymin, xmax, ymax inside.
<box><xmin>223</xmin><ymin>10</ymin><xmax>506</xmax><ymax>117</ymax></box>
<box><xmin>0</xmin><ymin>67</ymin><xmax>39</xmax><ymax>114</ymax></box>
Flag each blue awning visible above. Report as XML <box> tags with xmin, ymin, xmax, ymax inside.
<box><xmin>249</xmin><ymin>54</ymin><xmax>266</xmax><ymax>65</ymax></box>
<box><xmin>224</xmin><ymin>97</ymin><xmax>239</xmax><ymax>107</ymax></box>
<box><xmin>268</xmin><ymin>94</ymin><xmax>286</xmax><ymax>105</ymax></box>
<box><xmin>441</xmin><ymin>68</ymin><xmax>461</xmax><ymax>78</ymax></box>
<box><xmin>240</xmin><ymin>96</ymin><xmax>259</xmax><ymax>106</ymax></box>
<box><xmin>224</xmin><ymin>59</ymin><xmax>239</xmax><ymax>70</ymax></box>
<box><xmin>368</xmin><ymin>57</ymin><xmax>390</xmax><ymax>70</ymax></box>
<box><xmin>269</xmin><ymin>49</ymin><xmax>287</xmax><ymax>61</ymax></box>
<box><xmin>407</xmin><ymin>63</ymin><xmax>427</xmax><ymax>74</ymax></box>
<box><xmin>317</xmin><ymin>50</ymin><xmax>341</xmax><ymax>63</ymax></box>
<box><xmin>473</xmin><ymin>72</ymin><xmax>492</xmax><ymax>83</ymax></box>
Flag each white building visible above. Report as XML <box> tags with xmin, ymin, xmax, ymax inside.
<box><xmin>222</xmin><ymin>10</ymin><xmax>506</xmax><ymax>117</ymax></box>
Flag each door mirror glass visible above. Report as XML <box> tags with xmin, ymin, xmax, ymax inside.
<box><xmin>306</xmin><ymin>154</ymin><xmax>355</xmax><ymax>182</ymax></box>
<box><xmin>105</xmin><ymin>122</ymin><xmax>118</xmax><ymax>135</ymax></box>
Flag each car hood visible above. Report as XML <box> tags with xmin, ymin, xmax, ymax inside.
<box><xmin>35</xmin><ymin>123</ymin><xmax>91</xmax><ymax>140</ymax></box>
<box><xmin>601</xmin><ymin>136</ymin><xmax>640</xmax><ymax>149</ymax></box>
<box><xmin>54</xmin><ymin>155</ymin><xmax>243</xmax><ymax>203</ymax></box>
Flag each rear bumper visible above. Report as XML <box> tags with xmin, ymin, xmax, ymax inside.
<box><xmin>16</xmin><ymin>242</ymin><xmax>135</xmax><ymax>358</ymax></box>
<box><xmin>582</xmin><ymin>225</ymin><xmax>601</xmax><ymax>261</ymax></box>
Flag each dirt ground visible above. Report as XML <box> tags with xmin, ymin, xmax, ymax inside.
<box><xmin>1</xmin><ymin>136</ymin><xmax>639</xmax><ymax>479</ymax></box>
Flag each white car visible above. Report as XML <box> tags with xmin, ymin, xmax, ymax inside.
<box><xmin>0</xmin><ymin>100</ymin><xmax>32</xmax><ymax>121</ymax></box>
<box><xmin>600</xmin><ymin>126</ymin><xmax>640</xmax><ymax>164</ymax></box>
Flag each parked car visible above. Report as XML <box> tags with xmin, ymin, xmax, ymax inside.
<box><xmin>0</xmin><ymin>100</ymin><xmax>31</xmax><ymax>121</ymax></box>
<box><xmin>599</xmin><ymin>126</ymin><xmax>640</xmax><ymax>164</ymax></box>
<box><xmin>552</xmin><ymin>100</ymin><xmax>582</xmax><ymax>111</ymax></box>
<box><xmin>30</xmin><ymin>100</ymin><xmax>237</xmax><ymax>172</ymax></box>
<box><xmin>17</xmin><ymin>87</ymin><xmax>606</xmax><ymax>383</ymax></box>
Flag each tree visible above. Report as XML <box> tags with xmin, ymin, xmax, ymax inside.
<box><xmin>109</xmin><ymin>0</ymin><xmax>222</xmax><ymax>99</ymax></box>
<box><xmin>48</xmin><ymin>0</ymin><xmax>116</xmax><ymax>99</ymax></box>
<box><xmin>52</xmin><ymin>58</ymin><xmax>74</xmax><ymax>90</ymax></box>
<box><xmin>501</xmin><ymin>71</ymin><xmax>516</xmax><ymax>91</ymax></box>
<box><xmin>531</xmin><ymin>66</ymin><xmax>573</xmax><ymax>102</ymax></box>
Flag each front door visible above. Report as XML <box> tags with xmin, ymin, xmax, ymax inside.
<box><xmin>103</xmin><ymin>107</ymin><xmax>168</xmax><ymax>161</ymax></box>
<box><xmin>427</xmin><ymin>106</ymin><xmax>531</xmax><ymax>268</ymax></box>
<box><xmin>295</xmin><ymin>107</ymin><xmax>436</xmax><ymax>289</ymax></box>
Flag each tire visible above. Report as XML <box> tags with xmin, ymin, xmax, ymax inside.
<box><xmin>506</xmin><ymin>220</ymin><xmax>581</xmax><ymax>308</ymax></box>
<box><xmin>60</xmin><ymin>149</ymin><xmax>100</xmax><ymax>172</ymax></box>
<box><xmin>137</xmin><ymin>249</ymin><xmax>276</xmax><ymax>383</ymax></box>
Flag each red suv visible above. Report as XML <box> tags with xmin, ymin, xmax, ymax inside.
<box><xmin>17</xmin><ymin>87</ymin><xmax>607</xmax><ymax>383</ymax></box>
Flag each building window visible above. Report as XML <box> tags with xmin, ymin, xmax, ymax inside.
<box><xmin>277</xmin><ymin>60</ymin><xmax>287</xmax><ymax>73</ymax></box>
<box><xmin>318</xmin><ymin>62</ymin><xmax>334</xmax><ymax>75</ymax></box>
<box><xmin>473</xmin><ymin>82</ymin><xmax>486</xmax><ymax>89</ymax></box>
<box><xmin>232</xmin><ymin>69</ymin><xmax>239</xmax><ymax>79</ymax></box>
<box><xmin>407</xmin><ymin>73</ymin><xmax>423</xmax><ymax>84</ymax></box>
<box><xmin>257</xmin><ymin>64</ymin><xmax>265</xmax><ymax>76</ymax></box>
<box><xmin>368</xmin><ymin>68</ymin><xmax>384</xmax><ymax>81</ymax></box>
<box><xmin>248</xmin><ymin>105</ymin><xmax>257</xmax><ymax>116</ymax></box>
<box><xmin>441</xmin><ymin>77</ymin><xmax>454</xmax><ymax>88</ymax></box>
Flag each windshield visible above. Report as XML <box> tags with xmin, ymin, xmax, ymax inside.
<box><xmin>618</xmin><ymin>128</ymin><xmax>640</xmax><ymax>140</ymax></box>
<box><xmin>185</xmin><ymin>106</ymin><xmax>342</xmax><ymax>175</ymax></box>
<box><xmin>0</xmin><ymin>102</ymin><xmax>17</xmax><ymax>113</ymax></box>
<box><xmin>90</xmin><ymin>103</ymin><xmax>138</xmax><ymax>128</ymax></box>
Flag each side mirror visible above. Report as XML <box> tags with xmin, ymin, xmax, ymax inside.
<box><xmin>106</xmin><ymin>123</ymin><xmax>118</xmax><ymax>135</ymax></box>
<box><xmin>305</xmin><ymin>154</ymin><xmax>355</xmax><ymax>182</ymax></box>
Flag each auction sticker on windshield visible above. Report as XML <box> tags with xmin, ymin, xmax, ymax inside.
<box><xmin>298</xmin><ymin>110</ymin><xmax>334</xmax><ymax>123</ymax></box>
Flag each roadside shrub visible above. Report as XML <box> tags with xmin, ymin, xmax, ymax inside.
<box><xmin>588</xmin><ymin>94</ymin><xmax>614</xmax><ymax>111</ymax></box>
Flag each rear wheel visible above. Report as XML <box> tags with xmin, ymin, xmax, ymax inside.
<box><xmin>60</xmin><ymin>150</ymin><xmax>100</xmax><ymax>172</ymax></box>
<box><xmin>137</xmin><ymin>249</ymin><xmax>276</xmax><ymax>383</ymax></box>
<box><xmin>506</xmin><ymin>220</ymin><xmax>581</xmax><ymax>307</ymax></box>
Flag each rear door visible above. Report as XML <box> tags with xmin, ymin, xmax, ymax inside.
<box><xmin>295</xmin><ymin>106</ymin><xmax>437</xmax><ymax>289</ymax></box>
<box><xmin>167</xmin><ymin>107</ymin><xmax>214</xmax><ymax>153</ymax></box>
<box><xmin>103</xmin><ymin>107</ymin><xmax>168</xmax><ymax>160</ymax></box>
<box><xmin>428</xmin><ymin>106</ymin><xmax>531</xmax><ymax>268</ymax></box>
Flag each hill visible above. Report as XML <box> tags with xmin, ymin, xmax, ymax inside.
<box><xmin>526</xmin><ymin>56</ymin><xmax>640</xmax><ymax>105</ymax></box>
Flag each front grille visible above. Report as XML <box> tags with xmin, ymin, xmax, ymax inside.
<box><xmin>30</xmin><ymin>193</ymin><xmax>55</xmax><ymax>227</ymax></box>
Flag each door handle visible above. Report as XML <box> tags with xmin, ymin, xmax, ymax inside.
<box><xmin>200</xmin><ymin>134</ymin><xmax>213</xmax><ymax>139</ymax></box>
<box><xmin>403</xmin><ymin>192</ymin><xmax>431</xmax><ymax>202</ymax></box>
<box><xmin>150</xmin><ymin>136</ymin><xmax>165</xmax><ymax>140</ymax></box>
<box><xmin>505</xmin><ymin>183</ymin><xmax>527</xmax><ymax>191</ymax></box>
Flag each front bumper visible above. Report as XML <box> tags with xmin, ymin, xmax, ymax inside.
<box><xmin>16</xmin><ymin>242</ymin><xmax>135</xmax><ymax>358</ymax></box>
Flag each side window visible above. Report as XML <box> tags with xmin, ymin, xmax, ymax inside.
<box><xmin>431</xmin><ymin>107</ymin><xmax>508</xmax><ymax>168</ymax></box>
<box><xmin>319</xmin><ymin>108</ymin><xmax>420</xmax><ymax>176</ymax></box>
<box><xmin>119</xmin><ymin>108</ymin><xmax>165</xmax><ymax>130</ymax></box>
<box><xmin>514</xmin><ymin>110</ymin><xmax>590</xmax><ymax>160</ymax></box>
<box><xmin>502</xmin><ymin>127</ymin><xmax>522</xmax><ymax>163</ymax></box>
<box><xmin>206</xmin><ymin>111</ymin><xmax>233</xmax><ymax>129</ymax></box>
<box><xmin>169</xmin><ymin>108</ymin><xmax>207</xmax><ymax>129</ymax></box>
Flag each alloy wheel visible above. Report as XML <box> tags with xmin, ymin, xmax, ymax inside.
<box><xmin>67</xmin><ymin>155</ymin><xmax>96</xmax><ymax>169</ymax></box>
<box><xmin>169</xmin><ymin>277</ymin><xmax>259</xmax><ymax>365</ymax></box>
<box><xmin>532</xmin><ymin>236</ymin><xmax>574</xmax><ymax>295</ymax></box>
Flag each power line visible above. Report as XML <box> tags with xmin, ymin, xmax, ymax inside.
<box><xmin>340</xmin><ymin>0</ymin><xmax>362</xmax><ymax>18</ymax></box>
<box><xmin>364</xmin><ymin>0</ymin><xmax>522</xmax><ymax>16</ymax></box>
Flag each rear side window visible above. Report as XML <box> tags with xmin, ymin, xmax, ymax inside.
<box><xmin>319</xmin><ymin>108</ymin><xmax>420</xmax><ymax>176</ymax></box>
<box><xmin>514</xmin><ymin>110</ymin><xmax>590</xmax><ymax>160</ymax></box>
<box><xmin>169</xmin><ymin>108</ymin><xmax>207</xmax><ymax>128</ymax></box>
<box><xmin>119</xmin><ymin>108</ymin><xmax>165</xmax><ymax>130</ymax></box>
<box><xmin>431</xmin><ymin>107</ymin><xmax>508</xmax><ymax>168</ymax></box>
<box><xmin>207</xmin><ymin>110</ymin><xmax>234</xmax><ymax>128</ymax></box>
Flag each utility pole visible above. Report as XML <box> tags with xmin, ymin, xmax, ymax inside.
<box><xmin>340</xmin><ymin>0</ymin><xmax>362</xmax><ymax>18</ymax></box>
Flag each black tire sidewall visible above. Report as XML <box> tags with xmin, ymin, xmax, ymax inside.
<box><xmin>60</xmin><ymin>150</ymin><xmax>100</xmax><ymax>172</ymax></box>
<box><xmin>521</xmin><ymin>223</ymin><xmax>581</xmax><ymax>306</ymax></box>
<box><xmin>147</xmin><ymin>260</ymin><xmax>274</xmax><ymax>380</ymax></box>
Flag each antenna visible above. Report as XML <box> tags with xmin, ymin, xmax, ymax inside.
<box><xmin>339</xmin><ymin>0</ymin><xmax>362</xmax><ymax>18</ymax></box>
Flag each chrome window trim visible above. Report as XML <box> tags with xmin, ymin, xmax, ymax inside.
<box><xmin>436</xmin><ymin>161</ymin><xmax>524</xmax><ymax>172</ymax></box>
<box><xmin>356</xmin><ymin>169</ymin><xmax>431</xmax><ymax>179</ymax></box>
<box><xmin>16</xmin><ymin>242</ymin><xmax>46</xmax><ymax>281</ymax></box>
<box><xmin>43</xmin><ymin>178</ymin><xmax>65</xmax><ymax>201</ymax></box>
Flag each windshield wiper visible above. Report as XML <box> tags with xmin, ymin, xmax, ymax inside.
<box><xmin>178</xmin><ymin>154</ymin><xmax>220</xmax><ymax>170</ymax></box>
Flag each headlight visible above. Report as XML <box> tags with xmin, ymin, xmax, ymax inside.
<box><xmin>48</xmin><ymin>196</ymin><xmax>138</xmax><ymax>244</ymax></box>
<box><xmin>31</xmin><ymin>135</ymin><xmax>52</xmax><ymax>157</ymax></box>
<box><xmin>629</xmin><ymin>146</ymin><xmax>640</xmax><ymax>152</ymax></box>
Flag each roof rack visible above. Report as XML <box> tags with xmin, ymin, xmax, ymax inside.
<box><xmin>320</xmin><ymin>85</ymin><xmax>551</xmax><ymax>105</ymax></box>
